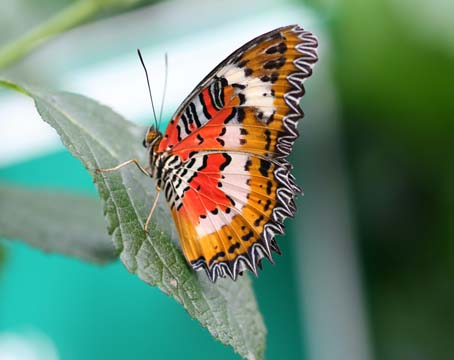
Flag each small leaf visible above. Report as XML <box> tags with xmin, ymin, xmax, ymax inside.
<box><xmin>0</xmin><ymin>79</ymin><xmax>266</xmax><ymax>360</ymax></box>
<box><xmin>0</xmin><ymin>183</ymin><xmax>116</xmax><ymax>264</ymax></box>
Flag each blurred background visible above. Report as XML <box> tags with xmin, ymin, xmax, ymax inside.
<box><xmin>0</xmin><ymin>0</ymin><xmax>452</xmax><ymax>359</ymax></box>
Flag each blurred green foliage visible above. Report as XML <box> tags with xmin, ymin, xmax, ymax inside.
<box><xmin>0</xmin><ymin>0</ymin><xmax>161</xmax><ymax>69</ymax></box>
<box><xmin>0</xmin><ymin>0</ymin><xmax>159</xmax><ymax>43</ymax></box>
<box><xmin>307</xmin><ymin>0</ymin><xmax>453</xmax><ymax>358</ymax></box>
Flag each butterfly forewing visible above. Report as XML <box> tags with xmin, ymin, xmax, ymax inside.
<box><xmin>156</xmin><ymin>25</ymin><xmax>318</xmax><ymax>281</ymax></box>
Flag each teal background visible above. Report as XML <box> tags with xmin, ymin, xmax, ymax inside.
<box><xmin>0</xmin><ymin>152</ymin><xmax>303</xmax><ymax>359</ymax></box>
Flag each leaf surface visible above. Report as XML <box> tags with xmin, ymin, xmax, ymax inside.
<box><xmin>0</xmin><ymin>183</ymin><xmax>116</xmax><ymax>263</ymax></box>
<box><xmin>0</xmin><ymin>79</ymin><xmax>266</xmax><ymax>360</ymax></box>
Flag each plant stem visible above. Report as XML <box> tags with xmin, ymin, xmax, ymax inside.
<box><xmin>0</xmin><ymin>0</ymin><xmax>100</xmax><ymax>69</ymax></box>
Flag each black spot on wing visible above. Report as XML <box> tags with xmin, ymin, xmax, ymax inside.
<box><xmin>245</xmin><ymin>159</ymin><xmax>252</xmax><ymax>171</ymax></box>
<box><xmin>179</xmin><ymin>168</ymin><xmax>188</xmax><ymax>179</ymax></box>
<box><xmin>198</xmin><ymin>155</ymin><xmax>209</xmax><ymax>171</ymax></box>
<box><xmin>223</xmin><ymin>107</ymin><xmax>237</xmax><ymax>124</ymax></box>
<box><xmin>209</xmin><ymin>251</ymin><xmax>226</xmax><ymax>266</ymax></box>
<box><xmin>266</xmin><ymin>180</ymin><xmax>273</xmax><ymax>195</ymax></box>
<box><xmin>241</xmin><ymin>230</ymin><xmax>254</xmax><ymax>241</ymax></box>
<box><xmin>220</xmin><ymin>153</ymin><xmax>232</xmax><ymax>171</ymax></box>
<box><xmin>209</xmin><ymin>81</ymin><xmax>223</xmax><ymax>111</ymax></box>
<box><xmin>260</xmin><ymin>75</ymin><xmax>271</xmax><ymax>82</ymax></box>
<box><xmin>228</xmin><ymin>242</ymin><xmax>241</xmax><ymax>254</ymax></box>
<box><xmin>220</xmin><ymin>76</ymin><xmax>228</xmax><ymax>87</ymax></box>
<box><xmin>181</xmin><ymin>112</ymin><xmax>191</xmax><ymax>135</ymax></box>
<box><xmin>190</xmin><ymin>102</ymin><xmax>201</xmax><ymax>128</ymax></box>
<box><xmin>237</xmin><ymin>108</ymin><xmax>245</xmax><ymax>123</ymax></box>
<box><xmin>265</xmin><ymin>42</ymin><xmax>287</xmax><ymax>54</ymax></box>
<box><xmin>185</xmin><ymin>157</ymin><xmax>196</xmax><ymax>169</ymax></box>
<box><xmin>198</xmin><ymin>92</ymin><xmax>211</xmax><ymax>120</ymax></box>
<box><xmin>164</xmin><ymin>182</ymin><xmax>173</xmax><ymax>202</ymax></box>
<box><xmin>264</xmin><ymin>199</ymin><xmax>272</xmax><ymax>211</ymax></box>
<box><xmin>254</xmin><ymin>215</ymin><xmax>265</xmax><ymax>226</ymax></box>
<box><xmin>264</xmin><ymin>56</ymin><xmax>286</xmax><ymax>70</ymax></box>
<box><xmin>237</xmin><ymin>59</ymin><xmax>249</xmax><ymax>68</ymax></box>
<box><xmin>176</xmin><ymin>123</ymin><xmax>182</xmax><ymax>141</ymax></box>
<box><xmin>264</xmin><ymin>129</ymin><xmax>271</xmax><ymax>150</ymax></box>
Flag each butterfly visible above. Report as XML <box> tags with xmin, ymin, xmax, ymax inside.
<box><xmin>98</xmin><ymin>25</ymin><xmax>318</xmax><ymax>282</ymax></box>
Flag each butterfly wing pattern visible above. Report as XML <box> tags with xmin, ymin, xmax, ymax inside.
<box><xmin>154</xmin><ymin>25</ymin><xmax>318</xmax><ymax>281</ymax></box>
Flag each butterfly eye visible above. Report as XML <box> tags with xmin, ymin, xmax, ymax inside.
<box><xmin>142</xmin><ymin>139</ymin><xmax>148</xmax><ymax>148</ymax></box>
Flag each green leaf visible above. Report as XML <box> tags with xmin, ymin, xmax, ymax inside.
<box><xmin>0</xmin><ymin>183</ymin><xmax>116</xmax><ymax>264</ymax></box>
<box><xmin>0</xmin><ymin>79</ymin><xmax>266</xmax><ymax>360</ymax></box>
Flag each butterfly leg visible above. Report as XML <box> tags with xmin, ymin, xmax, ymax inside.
<box><xmin>95</xmin><ymin>159</ymin><xmax>150</xmax><ymax>176</ymax></box>
<box><xmin>144</xmin><ymin>190</ymin><xmax>161</xmax><ymax>234</ymax></box>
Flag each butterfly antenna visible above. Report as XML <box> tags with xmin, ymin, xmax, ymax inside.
<box><xmin>137</xmin><ymin>49</ymin><xmax>158</xmax><ymax>129</ymax></box>
<box><xmin>158</xmin><ymin>52</ymin><xmax>168</xmax><ymax>129</ymax></box>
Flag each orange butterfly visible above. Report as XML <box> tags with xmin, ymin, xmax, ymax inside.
<box><xmin>98</xmin><ymin>25</ymin><xmax>318</xmax><ymax>282</ymax></box>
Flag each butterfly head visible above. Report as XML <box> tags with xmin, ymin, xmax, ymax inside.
<box><xmin>143</xmin><ymin>126</ymin><xmax>162</xmax><ymax>148</ymax></box>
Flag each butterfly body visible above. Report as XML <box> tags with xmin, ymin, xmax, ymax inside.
<box><xmin>136</xmin><ymin>25</ymin><xmax>318</xmax><ymax>282</ymax></box>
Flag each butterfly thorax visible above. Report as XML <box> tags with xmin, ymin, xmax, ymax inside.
<box><xmin>144</xmin><ymin>127</ymin><xmax>182</xmax><ymax>196</ymax></box>
<box><xmin>143</xmin><ymin>127</ymin><xmax>164</xmax><ymax>183</ymax></box>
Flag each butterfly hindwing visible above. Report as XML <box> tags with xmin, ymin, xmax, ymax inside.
<box><xmin>167</xmin><ymin>152</ymin><xmax>298</xmax><ymax>281</ymax></box>
<box><xmin>157</xmin><ymin>25</ymin><xmax>318</xmax><ymax>280</ymax></box>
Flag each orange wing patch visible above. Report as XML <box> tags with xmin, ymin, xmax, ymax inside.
<box><xmin>169</xmin><ymin>152</ymin><xmax>298</xmax><ymax>280</ymax></box>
